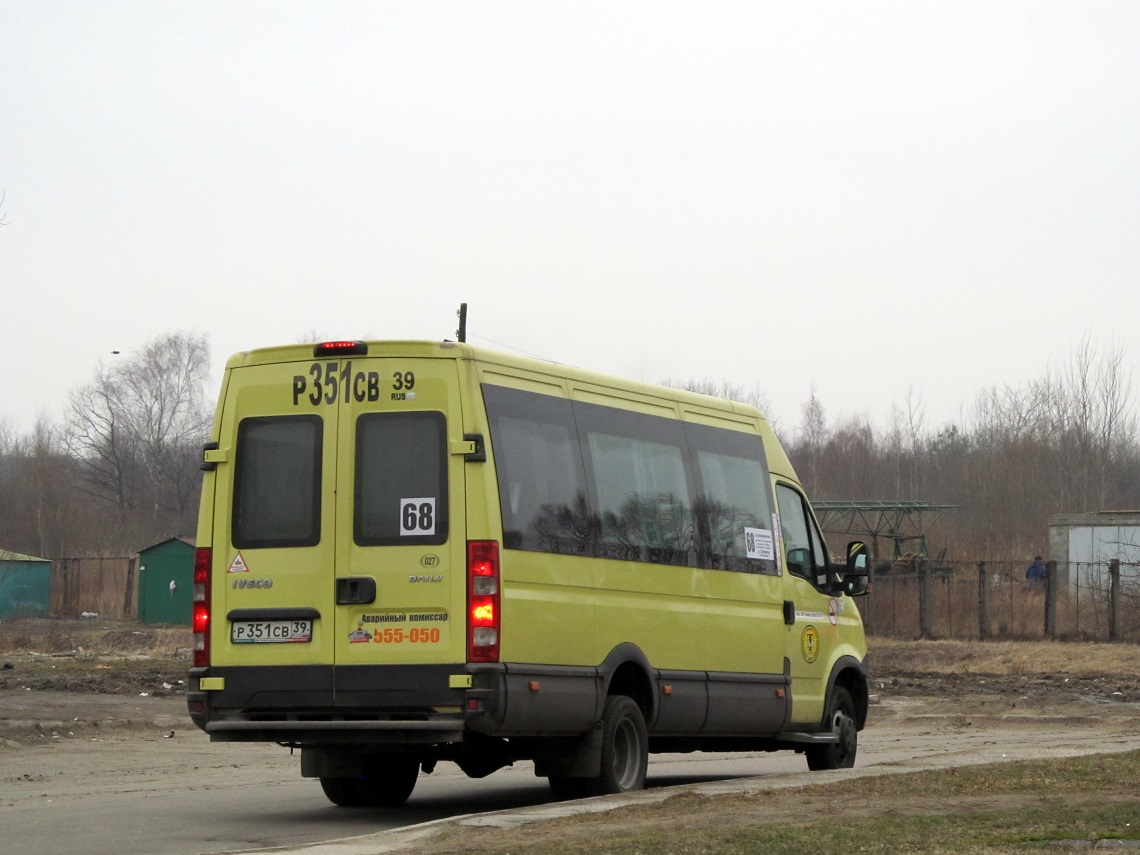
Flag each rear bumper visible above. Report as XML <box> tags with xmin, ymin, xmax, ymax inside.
<box><xmin>188</xmin><ymin>661</ymin><xmax>604</xmax><ymax>745</ymax></box>
<box><xmin>188</xmin><ymin>663</ymin><xmax>468</xmax><ymax>745</ymax></box>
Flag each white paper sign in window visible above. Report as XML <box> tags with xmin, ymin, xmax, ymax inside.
<box><xmin>400</xmin><ymin>497</ymin><xmax>437</xmax><ymax>536</ymax></box>
<box><xmin>745</xmin><ymin>527</ymin><xmax>775</xmax><ymax>561</ymax></box>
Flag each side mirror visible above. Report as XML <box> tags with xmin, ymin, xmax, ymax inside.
<box><xmin>841</xmin><ymin>541</ymin><xmax>870</xmax><ymax>597</ymax></box>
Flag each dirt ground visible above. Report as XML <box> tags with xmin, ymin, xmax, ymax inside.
<box><xmin>3</xmin><ymin>620</ymin><xmax>1140</xmax><ymax>855</ymax></box>
<box><xmin>0</xmin><ymin>619</ymin><xmax>191</xmax><ymax>697</ymax></box>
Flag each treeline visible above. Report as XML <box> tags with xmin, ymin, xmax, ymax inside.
<box><xmin>1</xmin><ymin>333</ymin><xmax>1136</xmax><ymax>563</ymax></box>
<box><xmin>776</xmin><ymin>339</ymin><xmax>1140</xmax><ymax>559</ymax></box>
<box><xmin>0</xmin><ymin>332</ymin><xmax>211</xmax><ymax>558</ymax></box>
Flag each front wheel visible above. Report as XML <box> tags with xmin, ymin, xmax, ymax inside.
<box><xmin>805</xmin><ymin>686</ymin><xmax>858</xmax><ymax>771</ymax></box>
<box><xmin>585</xmin><ymin>695</ymin><xmax>648</xmax><ymax>796</ymax></box>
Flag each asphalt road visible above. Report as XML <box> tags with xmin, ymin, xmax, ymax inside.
<box><xmin>0</xmin><ymin>728</ymin><xmax>809</xmax><ymax>855</ymax></box>
<box><xmin>3</xmin><ymin>691</ymin><xmax>1139</xmax><ymax>855</ymax></box>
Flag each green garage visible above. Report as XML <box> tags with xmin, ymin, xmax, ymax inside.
<box><xmin>0</xmin><ymin>550</ymin><xmax>51</xmax><ymax>619</ymax></box>
<box><xmin>137</xmin><ymin>538</ymin><xmax>195</xmax><ymax>625</ymax></box>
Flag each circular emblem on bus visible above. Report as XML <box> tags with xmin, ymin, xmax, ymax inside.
<box><xmin>420</xmin><ymin>554</ymin><xmax>440</xmax><ymax>568</ymax></box>
<box><xmin>800</xmin><ymin>625</ymin><xmax>820</xmax><ymax>664</ymax></box>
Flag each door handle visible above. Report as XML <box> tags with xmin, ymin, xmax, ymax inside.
<box><xmin>336</xmin><ymin>577</ymin><xmax>377</xmax><ymax>605</ymax></box>
<box><xmin>783</xmin><ymin>600</ymin><xmax>795</xmax><ymax>625</ymax></box>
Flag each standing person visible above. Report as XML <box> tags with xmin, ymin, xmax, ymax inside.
<box><xmin>1026</xmin><ymin>555</ymin><xmax>1047</xmax><ymax>586</ymax></box>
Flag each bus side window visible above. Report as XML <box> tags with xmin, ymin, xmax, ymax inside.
<box><xmin>482</xmin><ymin>385</ymin><xmax>593</xmax><ymax>555</ymax></box>
<box><xmin>775</xmin><ymin>484</ymin><xmax>827</xmax><ymax>583</ymax></box>
<box><xmin>587</xmin><ymin>430</ymin><xmax>692</xmax><ymax>566</ymax></box>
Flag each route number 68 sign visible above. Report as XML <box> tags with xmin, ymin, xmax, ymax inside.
<box><xmin>400</xmin><ymin>497</ymin><xmax>436</xmax><ymax>536</ymax></box>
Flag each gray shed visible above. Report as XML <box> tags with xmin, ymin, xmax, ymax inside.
<box><xmin>1048</xmin><ymin>511</ymin><xmax>1140</xmax><ymax>592</ymax></box>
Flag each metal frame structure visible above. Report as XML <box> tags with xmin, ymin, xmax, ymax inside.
<box><xmin>812</xmin><ymin>501</ymin><xmax>958</xmax><ymax>562</ymax></box>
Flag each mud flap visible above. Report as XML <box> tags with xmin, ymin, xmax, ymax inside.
<box><xmin>530</xmin><ymin>727</ymin><xmax>604</xmax><ymax>778</ymax></box>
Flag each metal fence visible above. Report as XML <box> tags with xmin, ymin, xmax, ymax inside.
<box><xmin>34</xmin><ymin>553</ymin><xmax>1140</xmax><ymax>640</ymax></box>
<box><xmin>50</xmin><ymin>556</ymin><xmax>137</xmax><ymax>619</ymax></box>
<box><xmin>863</xmin><ymin>558</ymin><xmax>1140</xmax><ymax>642</ymax></box>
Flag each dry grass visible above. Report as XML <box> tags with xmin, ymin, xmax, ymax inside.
<box><xmin>868</xmin><ymin>635</ymin><xmax>1140</xmax><ymax>678</ymax></box>
<box><xmin>0</xmin><ymin>617</ymin><xmax>190</xmax><ymax>659</ymax></box>
<box><xmin>418</xmin><ymin>751</ymin><xmax>1140</xmax><ymax>855</ymax></box>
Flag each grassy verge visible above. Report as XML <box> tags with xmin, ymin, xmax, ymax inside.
<box><xmin>867</xmin><ymin>636</ymin><xmax>1140</xmax><ymax>679</ymax></box>
<box><xmin>420</xmin><ymin>751</ymin><xmax>1140</xmax><ymax>855</ymax></box>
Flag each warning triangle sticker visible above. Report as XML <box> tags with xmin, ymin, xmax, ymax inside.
<box><xmin>227</xmin><ymin>552</ymin><xmax>249</xmax><ymax>573</ymax></box>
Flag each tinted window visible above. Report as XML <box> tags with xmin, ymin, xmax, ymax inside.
<box><xmin>483</xmin><ymin>384</ymin><xmax>778</xmax><ymax>574</ymax></box>
<box><xmin>776</xmin><ymin>483</ymin><xmax>828</xmax><ymax>583</ymax></box>
<box><xmin>482</xmin><ymin>386</ymin><xmax>593</xmax><ymax>554</ymax></box>
<box><xmin>355</xmin><ymin>412</ymin><xmax>447</xmax><ymax>546</ymax></box>
<box><xmin>688</xmin><ymin>424</ymin><xmax>778</xmax><ymax>574</ymax></box>
<box><xmin>233</xmin><ymin>416</ymin><xmax>322</xmax><ymax>548</ymax></box>
<box><xmin>579</xmin><ymin>407</ymin><xmax>693</xmax><ymax>566</ymax></box>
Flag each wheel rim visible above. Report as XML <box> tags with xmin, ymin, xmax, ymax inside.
<box><xmin>611</xmin><ymin>716</ymin><xmax>641</xmax><ymax>790</ymax></box>
<box><xmin>832</xmin><ymin>708</ymin><xmax>856</xmax><ymax>765</ymax></box>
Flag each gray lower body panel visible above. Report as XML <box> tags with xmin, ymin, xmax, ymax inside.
<box><xmin>190</xmin><ymin>661</ymin><xmax>794</xmax><ymax>745</ymax></box>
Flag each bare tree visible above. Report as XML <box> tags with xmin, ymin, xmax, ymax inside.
<box><xmin>1039</xmin><ymin>336</ymin><xmax>1137</xmax><ymax>511</ymax></box>
<box><xmin>118</xmin><ymin>332</ymin><xmax>212</xmax><ymax>518</ymax></box>
<box><xmin>901</xmin><ymin>387</ymin><xmax>927</xmax><ymax>498</ymax></box>
<box><xmin>818</xmin><ymin>413</ymin><xmax>877</xmax><ymax>498</ymax></box>
<box><xmin>798</xmin><ymin>386</ymin><xmax>827</xmax><ymax>491</ymax></box>
<box><xmin>67</xmin><ymin>363</ymin><xmax>141</xmax><ymax>508</ymax></box>
<box><xmin>66</xmin><ymin>331</ymin><xmax>211</xmax><ymax>533</ymax></box>
<box><xmin>27</xmin><ymin>418</ymin><xmax>78</xmax><ymax>557</ymax></box>
<box><xmin>0</xmin><ymin>417</ymin><xmax>19</xmax><ymax>549</ymax></box>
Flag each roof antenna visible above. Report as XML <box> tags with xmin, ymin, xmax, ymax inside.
<box><xmin>456</xmin><ymin>302</ymin><xmax>468</xmax><ymax>343</ymax></box>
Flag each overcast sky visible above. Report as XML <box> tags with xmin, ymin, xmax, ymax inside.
<box><xmin>2</xmin><ymin>2</ymin><xmax>1137</xmax><ymax>437</ymax></box>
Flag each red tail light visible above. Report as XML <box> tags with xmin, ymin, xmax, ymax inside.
<box><xmin>193</xmin><ymin>547</ymin><xmax>212</xmax><ymax>668</ymax></box>
<box><xmin>467</xmin><ymin>541</ymin><xmax>500</xmax><ymax>663</ymax></box>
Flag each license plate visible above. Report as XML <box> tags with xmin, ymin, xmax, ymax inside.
<box><xmin>230</xmin><ymin>620</ymin><xmax>312</xmax><ymax>644</ymax></box>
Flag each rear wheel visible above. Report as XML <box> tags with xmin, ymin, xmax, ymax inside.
<box><xmin>319</xmin><ymin>776</ymin><xmax>366</xmax><ymax>807</ymax></box>
<box><xmin>585</xmin><ymin>695</ymin><xmax>648</xmax><ymax>796</ymax></box>
<box><xmin>806</xmin><ymin>686</ymin><xmax>858</xmax><ymax>771</ymax></box>
<box><xmin>319</xmin><ymin>757</ymin><xmax>420</xmax><ymax>807</ymax></box>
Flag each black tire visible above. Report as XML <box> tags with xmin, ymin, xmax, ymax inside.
<box><xmin>319</xmin><ymin>776</ymin><xmax>367</xmax><ymax>807</ymax></box>
<box><xmin>319</xmin><ymin>757</ymin><xmax>419</xmax><ymax>808</ymax></box>
<box><xmin>805</xmin><ymin>686</ymin><xmax>858</xmax><ymax>771</ymax></box>
<box><xmin>357</xmin><ymin>758</ymin><xmax>419</xmax><ymax>807</ymax></box>
<box><xmin>585</xmin><ymin>695</ymin><xmax>648</xmax><ymax>796</ymax></box>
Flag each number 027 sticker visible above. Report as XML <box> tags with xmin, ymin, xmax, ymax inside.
<box><xmin>400</xmin><ymin>497</ymin><xmax>436</xmax><ymax>535</ymax></box>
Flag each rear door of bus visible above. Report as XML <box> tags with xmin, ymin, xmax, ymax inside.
<box><xmin>210</xmin><ymin>347</ymin><xmax>468</xmax><ymax>701</ymax></box>
<box><xmin>329</xmin><ymin>352</ymin><xmax>469</xmax><ymax>705</ymax></box>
